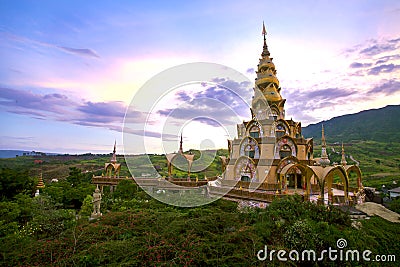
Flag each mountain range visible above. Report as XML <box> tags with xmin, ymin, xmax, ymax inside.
<box><xmin>0</xmin><ymin>150</ymin><xmax>60</xmax><ymax>159</ymax></box>
<box><xmin>302</xmin><ymin>105</ymin><xmax>400</xmax><ymax>143</ymax></box>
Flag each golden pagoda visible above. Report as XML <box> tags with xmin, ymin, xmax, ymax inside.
<box><xmin>37</xmin><ymin>172</ymin><xmax>45</xmax><ymax>189</ymax></box>
<box><xmin>213</xmin><ymin>23</ymin><xmax>364</xmax><ymax>205</ymax></box>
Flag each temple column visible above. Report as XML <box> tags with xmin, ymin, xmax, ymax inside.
<box><xmin>318</xmin><ymin>179</ymin><xmax>325</xmax><ymax>205</ymax></box>
<box><xmin>305</xmin><ymin>175</ymin><xmax>311</xmax><ymax>201</ymax></box>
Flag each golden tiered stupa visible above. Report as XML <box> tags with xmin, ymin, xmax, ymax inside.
<box><xmin>37</xmin><ymin>173</ymin><xmax>45</xmax><ymax>189</ymax></box>
<box><xmin>217</xmin><ymin>23</ymin><xmax>363</xmax><ymax>204</ymax></box>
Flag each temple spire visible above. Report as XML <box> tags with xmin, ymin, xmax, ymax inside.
<box><xmin>37</xmin><ymin>172</ymin><xmax>45</xmax><ymax>189</ymax></box>
<box><xmin>179</xmin><ymin>133</ymin><xmax>183</xmax><ymax>154</ymax></box>
<box><xmin>111</xmin><ymin>140</ymin><xmax>117</xmax><ymax>163</ymax></box>
<box><xmin>261</xmin><ymin>21</ymin><xmax>270</xmax><ymax>57</ymax></box>
<box><xmin>341</xmin><ymin>142</ymin><xmax>347</xmax><ymax>166</ymax></box>
<box><xmin>319</xmin><ymin>124</ymin><xmax>330</xmax><ymax>167</ymax></box>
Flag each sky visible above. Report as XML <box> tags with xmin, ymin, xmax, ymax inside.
<box><xmin>0</xmin><ymin>0</ymin><xmax>399</xmax><ymax>154</ymax></box>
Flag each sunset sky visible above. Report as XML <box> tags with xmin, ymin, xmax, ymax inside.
<box><xmin>1</xmin><ymin>0</ymin><xmax>400</xmax><ymax>154</ymax></box>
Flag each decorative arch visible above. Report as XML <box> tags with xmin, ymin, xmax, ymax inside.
<box><xmin>281</xmin><ymin>164</ymin><xmax>306</xmax><ymax>190</ymax></box>
<box><xmin>344</xmin><ymin>165</ymin><xmax>362</xmax><ymax>189</ymax></box>
<box><xmin>275</xmin><ymin>135</ymin><xmax>297</xmax><ymax>159</ymax></box>
<box><xmin>276</xmin><ymin>119</ymin><xmax>290</xmax><ymax>138</ymax></box>
<box><xmin>324</xmin><ymin>166</ymin><xmax>349</xmax><ymax>188</ymax></box>
<box><xmin>278</xmin><ymin>162</ymin><xmax>319</xmax><ymax>200</ymax></box>
<box><xmin>246</xmin><ymin>120</ymin><xmax>264</xmax><ymax>138</ymax></box>
<box><xmin>105</xmin><ymin>163</ymin><xmax>120</xmax><ymax>177</ymax></box>
<box><xmin>320</xmin><ymin>166</ymin><xmax>349</xmax><ymax>204</ymax></box>
<box><xmin>239</xmin><ymin>136</ymin><xmax>260</xmax><ymax>159</ymax></box>
<box><xmin>276</xmin><ymin>156</ymin><xmax>299</xmax><ymax>174</ymax></box>
<box><xmin>234</xmin><ymin>156</ymin><xmax>258</xmax><ymax>182</ymax></box>
<box><xmin>166</xmin><ymin>153</ymin><xmax>194</xmax><ymax>178</ymax></box>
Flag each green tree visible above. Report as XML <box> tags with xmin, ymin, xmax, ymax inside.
<box><xmin>43</xmin><ymin>167</ymin><xmax>95</xmax><ymax>209</ymax></box>
<box><xmin>67</xmin><ymin>167</ymin><xmax>86</xmax><ymax>186</ymax></box>
<box><xmin>114</xmin><ymin>179</ymin><xmax>138</xmax><ymax>200</ymax></box>
<box><xmin>79</xmin><ymin>195</ymin><xmax>93</xmax><ymax>219</ymax></box>
<box><xmin>0</xmin><ymin>168</ymin><xmax>36</xmax><ymax>199</ymax></box>
<box><xmin>44</xmin><ymin>180</ymin><xmax>94</xmax><ymax>209</ymax></box>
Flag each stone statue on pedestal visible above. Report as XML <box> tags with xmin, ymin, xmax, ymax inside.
<box><xmin>91</xmin><ymin>187</ymin><xmax>102</xmax><ymax>218</ymax></box>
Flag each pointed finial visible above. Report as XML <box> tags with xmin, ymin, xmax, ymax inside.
<box><xmin>261</xmin><ymin>21</ymin><xmax>270</xmax><ymax>57</ymax></box>
<box><xmin>341</xmin><ymin>142</ymin><xmax>347</xmax><ymax>166</ymax></box>
<box><xmin>179</xmin><ymin>132</ymin><xmax>183</xmax><ymax>153</ymax></box>
<box><xmin>262</xmin><ymin>21</ymin><xmax>267</xmax><ymax>37</ymax></box>
<box><xmin>319</xmin><ymin>124</ymin><xmax>330</xmax><ymax>167</ymax></box>
<box><xmin>111</xmin><ymin>140</ymin><xmax>117</xmax><ymax>163</ymax></box>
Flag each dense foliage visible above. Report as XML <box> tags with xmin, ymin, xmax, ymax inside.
<box><xmin>0</xmin><ymin>136</ymin><xmax>399</xmax><ymax>266</ymax></box>
<box><xmin>0</xmin><ymin>168</ymin><xmax>36</xmax><ymax>200</ymax></box>
<box><xmin>1</xmin><ymin>178</ymin><xmax>399</xmax><ymax>266</ymax></box>
<box><xmin>43</xmin><ymin>167</ymin><xmax>95</xmax><ymax>209</ymax></box>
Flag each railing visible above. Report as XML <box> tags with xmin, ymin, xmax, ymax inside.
<box><xmin>209</xmin><ymin>186</ymin><xmax>283</xmax><ymax>202</ymax></box>
<box><xmin>332</xmin><ymin>183</ymin><xmax>359</xmax><ymax>193</ymax></box>
<box><xmin>92</xmin><ymin>176</ymin><xmax>132</xmax><ymax>185</ymax></box>
<box><xmin>220</xmin><ymin>180</ymin><xmax>276</xmax><ymax>189</ymax></box>
<box><xmin>92</xmin><ymin>176</ymin><xmax>215</xmax><ymax>188</ymax></box>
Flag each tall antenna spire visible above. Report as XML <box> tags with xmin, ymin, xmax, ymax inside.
<box><xmin>261</xmin><ymin>21</ymin><xmax>270</xmax><ymax>57</ymax></box>
<box><xmin>319</xmin><ymin>124</ymin><xmax>330</xmax><ymax>167</ymax></box>
<box><xmin>341</xmin><ymin>142</ymin><xmax>347</xmax><ymax>166</ymax></box>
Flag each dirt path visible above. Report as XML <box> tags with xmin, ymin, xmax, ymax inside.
<box><xmin>356</xmin><ymin>202</ymin><xmax>400</xmax><ymax>223</ymax></box>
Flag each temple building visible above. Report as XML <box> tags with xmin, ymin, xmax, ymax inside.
<box><xmin>216</xmin><ymin>23</ymin><xmax>363</xmax><ymax>204</ymax></box>
<box><xmin>93</xmin><ymin>23</ymin><xmax>364</xmax><ymax>206</ymax></box>
<box><xmin>92</xmin><ymin>141</ymin><xmax>125</xmax><ymax>193</ymax></box>
<box><xmin>105</xmin><ymin>141</ymin><xmax>121</xmax><ymax>178</ymax></box>
<box><xmin>166</xmin><ymin>133</ymin><xmax>195</xmax><ymax>179</ymax></box>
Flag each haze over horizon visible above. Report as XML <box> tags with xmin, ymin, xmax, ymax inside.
<box><xmin>1</xmin><ymin>0</ymin><xmax>400</xmax><ymax>154</ymax></box>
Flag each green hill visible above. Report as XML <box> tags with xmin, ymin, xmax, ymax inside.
<box><xmin>302</xmin><ymin>105</ymin><xmax>400</xmax><ymax>143</ymax></box>
<box><xmin>301</xmin><ymin>105</ymin><xmax>400</xmax><ymax>189</ymax></box>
